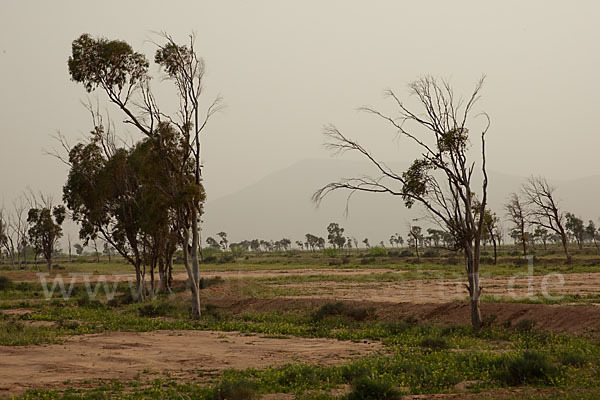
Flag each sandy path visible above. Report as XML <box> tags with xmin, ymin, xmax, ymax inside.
<box><xmin>0</xmin><ymin>330</ymin><xmax>380</xmax><ymax>395</ymax></box>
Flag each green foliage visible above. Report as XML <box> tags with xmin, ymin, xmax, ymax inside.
<box><xmin>68</xmin><ymin>33</ymin><xmax>149</xmax><ymax>93</ymax></box>
<box><xmin>560</xmin><ymin>352</ymin><xmax>590</xmax><ymax>367</ymax></box>
<box><xmin>0</xmin><ymin>276</ymin><xmax>12</xmax><ymax>291</ymax></box>
<box><xmin>419</xmin><ymin>337</ymin><xmax>449</xmax><ymax>351</ymax></box>
<box><xmin>0</xmin><ymin>319</ymin><xmax>61</xmax><ymax>346</ymax></box>
<box><xmin>27</xmin><ymin>205</ymin><xmax>66</xmax><ymax>268</ymax></box>
<box><xmin>212</xmin><ymin>378</ymin><xmax>258</xmax><ymax>400</ymax></box>
<box><xmin>513</xmin><ymin>319</ymin><xmax>536</xmax><ymax>333</ymax></box>
<box><xmin>322</xmin><ymin>248</ymin><xmax>340</xmax><ymax>257</ymax></box>
<box><xmin>137</xmin><ymin>301</ymin><xmax>177</xmax><ymax>318</ymax></box>
<box><xmin>199</xmin><ymin>276</ymin><xmax>223</xmax><ymax>289</ymax></box>
<box><xmin>327</xmin><ymin>222</ymin><xmax>346</xmax><ymax>249</ymax></box>
<box><xmin>346</xmin><ymin>376</ymin><xmax>400</xmax><ymax>400</ymax></box>
<box><xmin>368</xmin><ymin>246</ymin><xmax>387</xmax><ymax>257</ymax></box>
<box><xmin>422</xmin><ymin>249</ymin><xmax>439</xmax><ymax>258</ymax></box>
<box><xmin>496</xmin><ymin>351</ymin><xmax>557</xmax><ymax>386</ymax></box>
<box><xmin>401</xmin><ymin>159</ymin><xmax>432</xmax><ymax>208</ymax></box>
<box><xmin>312</xmin><ymin>302</ymin><xmax>374</xmax><ymax>322</ymax></box>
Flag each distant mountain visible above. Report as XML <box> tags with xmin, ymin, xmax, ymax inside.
<box><xmin>202</xmin><ymin>158</ymin><xmax>600</xmax><ymax>244</ymax></box>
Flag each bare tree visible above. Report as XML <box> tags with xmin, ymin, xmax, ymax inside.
<box><xmin>505</xmin><ymin>193</ymin><xmax>528</xmax><ymax>257</ymax></box>
<box><xmin>314</xmin><ymin>76</ymin><xmax>490</xmax><ymax>329</ymax></box>
<box><xmin>521</xmin><ymin>176</ymin><xmax>571</xmax><ymax>263</ymax></box>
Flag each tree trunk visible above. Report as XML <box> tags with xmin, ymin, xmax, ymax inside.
<box><xmin>184</xmin><ymin>225</ymin><xmax>202</xmax><ymax>319</ymax></box>
<box><xmin>134</xmin><ymin>264</ymin><xmax>144</xmax><ymax>301</ymax></box>
<box><xmin>158</xmin><ymin>258</ymin><xmax>167</xmax><ymax>292</ymax></box>
<box><xmin>167</xmin><ymin>257</ymin><xmax>174</xmax><ymax>290</ymax></box>
<box><xmin>149</xmin><ymin>261</ymin><xmax>155</xmax><ymax>299</ymax></box>
<box><xmin>492</xmin><ymin>237</ymin><xmax>497</xmax><ymax>265</ymax></box>
<box><xmin>47</xmin><ymin>257</ymin><xmax>52</xmax><ymax>272</ymax></box>
<box><xmin>466</xmin><ymin>247</ymin><xmax>482</xmax><ymax>330</ymax></box>
<box><xmin>559</xmin><ymin>230</ymin><xmax>572</xmax><ymax>264</ymax></box>
<box><xmin>191</xmin><ymin>210</ymin><xmax>200</xmax><ymax>289</ymax></box>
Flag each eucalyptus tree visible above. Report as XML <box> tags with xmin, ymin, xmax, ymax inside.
<box><xmin>217</xmin><ymin>232</ymin><xmax>228</xmax><ymax>251</ymax></box>
<box><xmin>326</xmin><ymin>222</ymin><xmax>346</xmax><ymax>249</ymax></box>
<box><xmin>67</xmin><ymin>33</ymin><xmax>221</xmax><ymax>317</ymax></box>
<box><xmin>565</xmin><ymin>213</ymin><xmax>585</xmax><ymax>250</ymax></box>
<box><xmin>27</xmin><ymin>205</ymin><xmax>66</xmax><ymax>271</ymax></box>
<box><xmin>585</xmin><ymin>220</ymin><xmax>599</xmax><ymax>252</ymax></box>
<box><xmin>314</xmin><ymin>76</ymin><xmax>491</xmax><ymax>329</ymax></box>
<box><xmin>407</xmin><ymin>225</ymin><xmax>423</xmax><ymax>261</ymax></box>
<box><xmin>206</xmin><ymin>237</ymin><xmax>220</xmax><ymax>249</ymax></box>
<box><xmin>479</xmin><ymin>205</ymin><xmax>499</xmax><ymax>265</ymax></box>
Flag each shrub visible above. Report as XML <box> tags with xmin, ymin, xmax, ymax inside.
<box><xmin>213</xmin><ymin>378</ymin><xmax>258</xmax><ymax>400</ymax></box>
<box><xmin>347</xmin><ymin>376</ymin><xmax>400</xmax><ymax>400</ymax></box>
<box><xmin>76</xmin><ymin>296</ymin><xmax>104</xmax><ymax>308</ymax></box>
<box><xmin>201</xmin><ymin>247</ymin><xmax>221</xmax><ymax>264</ymax></box>
<box><xmin>422</xmin><ymin>249</ymin><xmax>439</xmax><ymax>258</ymax></box>
<box><xmin>446</xmin><ymin>256</ymin><xmax>459</xmax><ymax>265</ymax></box>
<box><xmin>323</xmin><ymin>248</ymin><xmax>340</xmax><ymax>257</ymax></box>
<box><xmin>204</xmin><ymin>303</ymin><xmax>221</xmax><ymax>319</ymax></box>
<box><xmin>399</xmin><ymin>250</ymin><xmax>414</xmax><ymax>257</ymax></box>
<box><xmin>368</xmin><ymin>246</ymin><xmax>387</xmax><ymax>257</ymax></box>
<box><xmin>513</xmin><ymin>319</ymin><xmax>536</xmax><ymax>333</ymax></box>
<box><xmin>497</xmin><ymin>351</ymin><xmax>556</xmax><ymax>386</ymax></box>
<box><xmin>199</xmin><ymin>276</ymin><xmax>223</xmax><ymax>289</ymax></box>
<box><xmin>560</xmin><ymin>352</ymin><xmax>589</xmax><ymax>367</ymax></box>
<box><xmin>107</xmin><ymin>291</ymin><xmax>136</xmax><ymax>307</ymax></box>
<box><xmin>419</xmin><ymin>337</ymin><xmax>449</xmax><ymax>350</ymax></box>
<box><xmin>480</xmin><ymin>256</ymin><xmax>494</xmax><ymax>264</ymax></box>
<box><xmin>482</xmin><ymin>314</ymin><xmax>498</xmax><ymax>327</ymax></box>
<box><xmin>0</xmin><ymin>276</ymin><xmax>12</xmax><ymax>291</ymax></box>
<box><xmin>312</xmin><ymin>302</ymin><xmax>374</xmax><ymax>322</ymax></box>
<box><xmin>218</xmin><ymin>253</ymin><xmax>236</xmax><ymax>264</ymax></box>
<box><xmin>138</xmin><ymin>301</ymin><xmax>176</xmax><ymax>317</ymax></box>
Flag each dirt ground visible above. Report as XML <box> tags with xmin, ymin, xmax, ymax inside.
<box><xmin>9</xmin><ymin>268</ymin><xmax>600</xmax><ymax>304</ymax></box>
<box><xmin>0</xmin><ymin>330</ymin><xmax>380</xmax><ymax>395</ymax></box>
<box><xmin>266</xmin><ymin>272</ymin><xmax>600</xmax><ymax>304</ymax></box>
<box><xmin>205</xmin><ymin>296</ymin><xmax>600</xmax><ymax>336</ymax></box>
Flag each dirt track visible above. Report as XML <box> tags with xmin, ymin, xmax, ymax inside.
<box><xmin>10</xmin><ymin>269</ymin><xmax>600</xmax><ymax>304</ymax></box>
<box><xmin>0</xmin><ymin>330</ymin><xmax>380</xmax><ymax>395</ymax></box>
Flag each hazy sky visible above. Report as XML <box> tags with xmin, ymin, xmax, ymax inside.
<box><xmin>1</xmin><ymin>0</ymin><xmax>599</xmax><ymax>208</ymax></box>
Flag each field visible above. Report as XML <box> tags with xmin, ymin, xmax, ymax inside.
<box><xmin>1</xmin><ymin>247</ymin><xmax>600</xmax><ymax>399</ymax></box>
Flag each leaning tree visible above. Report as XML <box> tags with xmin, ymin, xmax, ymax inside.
<box><xmin>314</xmin><ymin>76</ymin><xmax>491</xmax><ymax>329</ymax></box>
